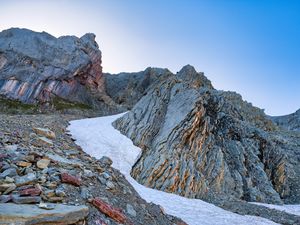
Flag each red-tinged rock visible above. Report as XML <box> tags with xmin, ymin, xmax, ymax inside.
<box><xmin>61</xmin><ymin>172</ymin><xmax>81</xmax><ymax>186</ymax></box>
<box><xmin>92</xmin><ymin>198</ymin><xmax>127</xmax><ymax>224</ymax></box>
<box><xmin>19</xmin><ymin>187</ymin><xmax>41</xmax><ymax>196</ymax></box>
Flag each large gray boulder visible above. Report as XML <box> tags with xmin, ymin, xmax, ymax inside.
<box><xmin>0</xmin><ymin>203</ymin><xmax>88</xmax><ymax>224</ymax></box>
<box><xmin>114</xmin><ymin>65</ymin><xmax>300</xmax><ymax>204</ymax></box>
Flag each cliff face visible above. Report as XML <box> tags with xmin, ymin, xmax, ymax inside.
<box><xmin>0</xmin><ymin>28</ymin><xmax>115</xmax><ymax>110</ymax></box>
<box><xmin>114</xmin><ymin>65</ymin><xmax>300</xmax><ymax>204</ymax></box>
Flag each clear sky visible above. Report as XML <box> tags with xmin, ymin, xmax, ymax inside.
<box><xmin>0</xmin><ymin>0</ymin><xmax>299</xmax><ymax>116</ymax></box>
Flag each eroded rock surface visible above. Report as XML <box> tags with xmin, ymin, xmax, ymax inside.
<box><xmin>114</xmin><ymin>65</ymin><xmax>300</xmax><ymax>205</ymax></box>
<box><xmin>0</xmin><ymin>28</ymin><xmax>115</xmax><ymax>110</ymax></box>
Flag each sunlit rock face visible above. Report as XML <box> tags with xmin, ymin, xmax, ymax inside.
<box><xmin>0</xmin><ymin>28</ymin><xmax>114</xmax><ymax>109</ymax></box>
<box><xmin>114</xmin><ymin>65</ymin><xmax>300</xmax><ymax>204</ymax></box>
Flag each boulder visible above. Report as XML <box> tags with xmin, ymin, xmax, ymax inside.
<box><xmin>0</xmin><ymin>203</ymin><xmax>88</xmax><ymax>224</ymax></box>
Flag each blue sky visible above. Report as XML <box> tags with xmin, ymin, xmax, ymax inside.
<box><xmin>0</xmin><ymin>0</ymin><xmax>299</xmax><ymax>115</ymax></box>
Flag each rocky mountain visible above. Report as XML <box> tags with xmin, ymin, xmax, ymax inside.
<box><xmin>114</xmin><ymin>65</ymin><xmax>300</xmax><ymax>205</ymax></box>
<box><xmin>272</xmin><ymin>109</ymin><xmax>300</xmax><ymax>132</ymax></box>
<box><xmin>0</xmin><ymin>28</ymin><xmax>168</xmax><ymax>114</ymax></box>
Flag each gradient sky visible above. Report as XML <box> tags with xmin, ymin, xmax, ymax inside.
<box><xmin>0</xmin><ymin>0</ymin><xmax>299</xmax><ymax>116</ymax></box>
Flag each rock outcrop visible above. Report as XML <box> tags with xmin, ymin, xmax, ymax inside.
<box><xmin>0</xmin><ymin>28</ymin><xmax>116</xmax><ymax>111</ymax></box>
<box><xmin>0</xmin><ymin>28</ymin><xmax>173</xmax><ymax>114</ymax></box>
<box><xmin>114</xmin><ymin>65</ymin><xmax>300</xmax><ymax>205</ymax></box>
<box><xmin>272</xmin><ymin>109</ymin><xmax>300</xmax><ymax>132</ymax></box>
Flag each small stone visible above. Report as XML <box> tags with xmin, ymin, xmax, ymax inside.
<box><xmin>45</xmin><ymin>181</ymin><xmax>58</xmax><ymax>189</ymax></box>
<box><xmin>92</xmin><ymin>198</ymin><xmax>128</xmax><ymax>224</ymax></box>
<box><xmin>3</xmin><ymin>183</ymin><xmax>16</xmax><ymax>195</ymax></box>
<box><xmin>4</xmin><ymin>144</ymin><xmax>18</xmax><ymax>151</ymax></box>
<box><xmin>33</xmin><ymin>127</ymin><xmax>56</xmax><ymax>139</ymax></box>
<box><xmin>34</xmin><ymin>136</ymin><xmax>53</xmax><ymax>147</ymax></box>
<box><xmin>55</xmin><ymin>186</ymin><xmax>66</xmax><ymax>197</ymax></box>
<box><xmin>44</xmin><ymin>190</ymin><xmax>56</xmax><ymax>198</ymax></box>
<box><xmin>102</xmin><ymin>172</ymin><xmax>111</xmax><ymax>180</ymax></box>
<box><xmin>4</xmin><ymin>176</ymin><xmax>14</xmax><ymax>183</ymax></box>
<box><xmin>0</xmin><ymin>183</ymin><xmax>16</xmax><ymax>192</ymax></box>
<box><xmin>105</xmin><ymin>181</ymin><xmax>115</xmax><ymax>190</ymax></box>
<box><xmin>12</xmin><ymin>195</ymin><xmax>41</xmax><ymax>204</ymax></box>
<box><xmin>98</xmin><ymin>176</ymin><xmax>107</xmax><ymax>185</ymax></box>
<box><xmin>37</xmin><ymin>158</ymin><xmax>50</xmax><ymax>169</ymax></box>
<box><xmin>19</xmin><ymin>187</ymin><xmax>41</xmax><ymax>196</ymax></box>
<box><xmin>0</xmin><ymin>195</ymin><xmax>12</xmax><ymax>203</ymax></box>
<box><xmin>83</xmin><ymin>169</ymin><xmax>94</xmax><ymax>178</ymax></box>
<box><xmin>61</xmin><ymin>172</ymin><xmax>81</xmax><ymax>186</ymax></box>
<box><xmin>99</xmin><ymin>156</ymin><xmax>112</xmax><ymax>167</ymax></box>
<box><xmin>38</xmin><ymin>202</ymin><xmax>55</xmax><ymax>210</ymax></box>
<box><xmin>16</xmin><ymin>161</ymin><xmax>32</xmax><ymax>167</ymax></box>
<box><xmin>0</xmin><ymin>168</ymin><xmax>17</xmax><ymax>178</ymax></box>
<box><xmin>126</xmin><ymin>204</ymin><xmax>137</xmax><ymax>217</ymax></box>
<box><xmin>47</xmin><ymin>196</ymin><xmax>64</xmax><ymax>203</ymax></box>
<box><xmin>15</xmin><ymin>173</ymin><xmax>36</xmax><ymax>187</ymax></box>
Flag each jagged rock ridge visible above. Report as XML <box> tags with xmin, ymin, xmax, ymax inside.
<box><xmin>114</xmin><ymin>65</ymin><xmax>300</xmax><ymax>204</ymax></box>
<box><xmin>0</xmin><ymin>28</ymin><xmax>172</xmax><ymax>113</ymax></box>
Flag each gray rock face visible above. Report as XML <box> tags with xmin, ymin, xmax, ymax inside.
<box><xmin>0</xmin><ymin>28</ymin><xmax>114</xmax><ymax>110</ymax></box>
<box><xmin>0</xmin><ymin>28</ymin><xmax>175</xmax><ymax>114</ymax></box>
<box><xmin>0</xmin><ymin>203</ymin><xmax>88</xmax><ymax>224</ymax></box>
<box><xmin>272</xmin><ymin>109</ymin><xmax>300</xmax><ymax>131</ymax></box>
<box><xmin>114</xmin><ymin>65</ymin><xmax>300</xmax><ymax>204</ymax></box>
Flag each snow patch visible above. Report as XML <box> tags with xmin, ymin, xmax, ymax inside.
<box><xmin>68</xmin><ymin>113</ymin><xmax>279</xmax><ymax>225</ymax></box>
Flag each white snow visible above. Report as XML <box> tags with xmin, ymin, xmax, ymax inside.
<box><xmin>68</xmin><ymin>113</ymin><xmax>280</xmax><ymax>225</ymax></box>
<box><xmin>251</xmin><ymin>202</ymin><xmax>300</xmax><ymax>216</ymax></box>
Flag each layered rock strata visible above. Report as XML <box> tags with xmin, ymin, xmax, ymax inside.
<box><xmin>114</xmin><ymin>65</ymin><xmax>300</xmax><ymax>204</ymax></box>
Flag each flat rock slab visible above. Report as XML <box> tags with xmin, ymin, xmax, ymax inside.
<box><xmin>0</xmin><ymin>203</ymin><xmax>88</xmax><ymax>225</ymax></box>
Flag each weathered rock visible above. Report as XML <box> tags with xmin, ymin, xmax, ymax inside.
<box><xmin>0</xmin><ymin>167</ymin><xmax>17</xmax><ymax>178</ymax></box>
<box><xmin>0</xmin><ymin>203</ymin><xmax>88</xmax><ymax>224</ymax></box>
<box><xmin>114</xmin><ymin>65</ymin><xmax>300</xmax><ymax>204</ymax></box>
<box><xmin>61</xmin><ymin>172</ymin><xmax>81</xmax><ymax>186</ymax></box>
<box><xmin>0</xmin><ymin>194</ymin><xmax>12</xmax><ymax>203</ymax></box>
<box><xmin>92</xmin><ymin>197</ymin><xmax>128</xmax><ymax>224</ymax></box>
<box><xmin>36</xmin><ymin>158</ymin><xmax>50</xmax><ymax>169</ymax></box>
<box><xmin>19</xmin><ymin>187</ymin><xmax>41</xmax><ymax>196</ymax></box>
<box><xmin>0</xmin><ymin>182</ymin><xmax>16</xmax><ymax>192</ymax></box>
<box><xmin>98</xmin><ymin>156</ymin><xmax>113</xmax><ymax>167</ymax></box>
<box><xmin>0</xmin><ymin>28</ymin><xmax>110</xmax><ymax>111</ymax></box>
<box><xmin>34</xmin><ymin>136</ymin><xmax>53</xmax><ymax>146</ymax></box>
<box><xmin>12</xmin><ymin>195</ymin><xmax>41</xmax><ymax>204</ymax></box>
<box><xmin>15</xmin><ymin>172</ymin><xmax>36</xmax><ymax>186</ymax></box>
<box><xmin>16</xmin><ymin>161</ymin><xmax>32</xmax><ymax>167</ymax></box>
<box><xmin>33</xmin><ymin>127</ymin><xmax>56</xmax><ymax>139</ymax></box>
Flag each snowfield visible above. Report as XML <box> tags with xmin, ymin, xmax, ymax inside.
<box><xmin>68</xmin><ymin>113</ymin><xmax>297</xmax><ymax>225</ymax></box>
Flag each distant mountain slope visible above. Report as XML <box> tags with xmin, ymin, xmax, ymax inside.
<box><xmin>272</xmin><ymin>109</ymin><xmax>300</xmax><ymax>132</ymax></box>
<box><xmin>114</xmin><ymin>65</ymin><xmax>300</xmax><ymax>205</ymax></box>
